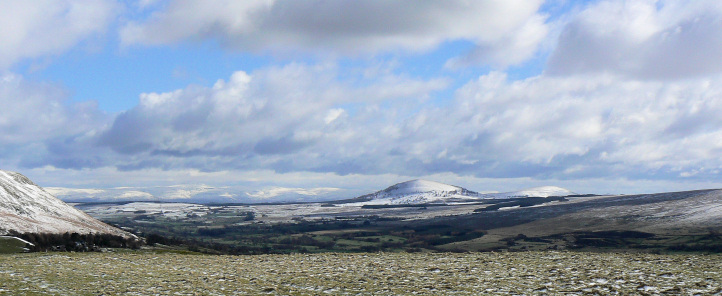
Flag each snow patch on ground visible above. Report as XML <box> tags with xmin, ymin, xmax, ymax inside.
<box><xmin>481</xmin><ymin>186</ymin><xmax>576</xmax><ymax>199</ymax></box>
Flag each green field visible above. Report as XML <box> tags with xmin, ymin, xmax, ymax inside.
<box><xmin>0</xmin><ymin>237</ymin><xmax>30</xmax><ymax>254</ymax></box>
<box><xmin>0</xmin><ymin>251</ymin><xmax>720</xmax><ymax>295</ymax></box>
<box><xmin>101</xmin><ymin>213</ymin><xmax>491</xmax><ymax>253</ymax></box>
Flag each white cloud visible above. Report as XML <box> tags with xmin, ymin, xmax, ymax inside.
<box><xmin>97</xmin><ymin>63</ymin><xmax>447</xmax><ymax>168</ymax></box>
<box><xmin>0</xmin><ymin>73</ymin><xmax>70</xmax><ymax>144</ymax></box>
<box><xmin>0</xmin><ymin>0</ymin><xmax>118</xmax><ymax>69</ymax></box>
<box><xmin>44</xmin><ymin>186</ymin><xmax>155</xmax><ymax>201</ymax></box>
<box><xmin>86</xmin><ymin>61</ymin><xmax>722</xmax><ymax>184</ymax></box>
<box><xmin>548</xmin><ymin>0</ymin><xmax>722</xmax><ymax>79</ymax></box>
<box><xmin>44</xmin><ymin>187</ymin><xmax>106</xmax><ymax>196</ymax></box>
<box><xmin>219</xmin><ymin>192</ymin><xmax>235</xmax><ymax>198</ymax></box>
<box><xmin>121</xmin><ymin>0</ymin><xmax>548</xmax><ymax>67</ymax></box>
<box><xmin>3</xmin><ymin>0</ymin><xmax>722</xmax><ymax>198</ymax></box>
<box><xmin>425</xmin><ymin>71</ymin><xmax>722</xmax><ymax>179</ymax></box>
<box><xmin>115</xmin><ymin>190</ymin><xmax>155</xmax><ymax>200</ymax></box>
<box><xmin>324</xmin><ymin>108</ymin><xmax>345</xmax><ymax>124</ymax></box>
<box><xmin>136</xmin><ymin>0</ymin><xmax>162</xmax><ymax>10</ymax></box>
<box><xmin>246</xmin><ymin>187</ymin><xmax>340</xmax><ymax>199</ymax></box>
<box><xmin>0</xmin><ymin>73</ymin><xmax>109</xmax><ymax>169</ymax></box>
<box><xmin>162</xmin><ymin>185</ymin><xmax>214</xmax><ymax>199</ymax></box>
<box><xmin>445</xmin><ymin>12</ymin><xmax>549</xmax><ymax>68</ymax></box>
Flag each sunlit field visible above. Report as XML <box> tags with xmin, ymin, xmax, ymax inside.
<box><xmin>1</xmin><ymin>251</ymin><xmax>719</xmax><ymax>295</ymax></box>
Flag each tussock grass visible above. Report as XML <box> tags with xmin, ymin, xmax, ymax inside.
<box><xmin>0</xmin><ymin>251</ymin><xmax>720</xmax><ymax>295</ymax></box>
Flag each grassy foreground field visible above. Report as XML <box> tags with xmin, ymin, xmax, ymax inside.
<box><xmin>1</xmin><ymin>252</ymin><xmax>720</xmax><ymax>295</ymax></box>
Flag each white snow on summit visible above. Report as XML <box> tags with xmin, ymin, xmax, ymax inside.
<box><xmin>382</xmin><ymin>179</ymin><xmax>465</xmax><ymax>195</ymax></box>
<box><xmin>347</xmin><ymin>179</ymin><xmax>482</xmax><ymax>205</ymax></box>
<box><xmin>0</xmin><ymin>170</ymin><xmax>132</xmax><ymax>237</ymax></box>
<box><xmin>345</xmin><ymin>180</ymin><xmax>576</xmax><ymax>206</ymax></box>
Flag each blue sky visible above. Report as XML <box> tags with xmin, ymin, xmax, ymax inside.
<box><xmin>3</xmin><ymin>0</ymin><xmax>722</xmax><ymax>202</ymax></box>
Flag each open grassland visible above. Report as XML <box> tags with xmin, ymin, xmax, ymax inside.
<box><xmin>0</xmin><ymin>237</ymin><xmax>29</xmax><ymax>254</ymax></box>
<box><xmin>0</xmin><ymin>252</ymin><xmax>720</xmax><ymax>295</ymax></box>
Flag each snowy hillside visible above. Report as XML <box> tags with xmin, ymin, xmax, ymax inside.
<box><xmin>0</xmin><ymin>170</ymin><xmax>131</xmax><ymax>237</ymax></box>
<box><xmin>482</xmin><ymin>186</ymin><xmax>576</xmax><ymax>199</ymax></box>
<box><xmin>348</xmin><ymin>180</ymin><xmax>482</xmax><ymax>205</ymax></box>
<box><xmin>344</xmin><ymin>180</ymin><xmax>576</xmax><ymax>206</ymax></box>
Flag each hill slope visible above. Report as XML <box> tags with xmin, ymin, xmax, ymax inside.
<box><xmin>482</xmin><ymin>186</ymin><xmax>576</xmax><ymax>198</ymax></box>
<box><xmin>428</xmin><ymin>188</ymin><xmax>722</xmax><ymax>252</ymax></box>
<box><xmin>344</xmin><ymin>180</ymin><xmax>576</xmax><ymax>205</ymax></box>
<box><xmin>348</xmin><ymin>179</ymin><xmax>482</xmax><ymax>205</ymax></box>
<box><xmin>0</xmin><ymin>170</ymin><xmax>131</xmax><ymax>237</ymax></box>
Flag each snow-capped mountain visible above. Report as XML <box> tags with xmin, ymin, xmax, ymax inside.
<box><xmin>481</xmin><ymin>186</ymin><xmax>576</xmax><ymax>199</ymax></box>
<box><xmin>350</xmin><ymin>179</ymin><xmax>482</xmax><ymax>205</ymax></box>
<box><xmin>0</xmin><ymin>170</ymin><xmax>131</xmax><ymax>237</ymax></box>
<box><xmin>345</xmin><ymin>180</ymin><xmax>576</xmax><ymax>206</ymax></box>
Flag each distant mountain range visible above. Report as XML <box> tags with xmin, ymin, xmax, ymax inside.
<box><xmin>0</xmin><ymin>170</ymin><xmax>131</xmax><ymax>237</ymax></box>
<box><xmin>6</xmin><ymin>168</ymin><xmax>719</xmax><ymax>254</ymax></box>
<box><xmin>45</xmin><ymin>184</ymin><xmax>343</xmax><ymax>204</ymax></box>
<box><xmin>46</xmin><ymin>179</ymin><xmax>576</xmax><ymax>204</ymax></box>
<box><xmin>346</xmin><ymin>179</ymin><xmax>575</xmax><ymax>205</ymax></box>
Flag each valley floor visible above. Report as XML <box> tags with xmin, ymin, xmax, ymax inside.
<box><xmin>0</xmin><ymin>251</ymin><xmax>719</xmax><ymax>295</ymax></box>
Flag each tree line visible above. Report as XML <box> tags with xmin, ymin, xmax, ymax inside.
<box><xmin>7</xmin><ymin>230</ymin><xmax>141</xmax><ymax>252</ymax></box>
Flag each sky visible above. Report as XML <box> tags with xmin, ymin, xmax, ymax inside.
<box><xmin>3</xmin><ymin>0</ymin><xmax>722</xmax><ymax>202</ymax></box>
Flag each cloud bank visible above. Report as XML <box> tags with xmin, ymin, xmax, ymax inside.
<box><xmin>121</xmin><ymin>0</ymin><xmax>548</xmax><ymax>67</ymax></box>
<box><xmin>28</xmin><ymin>67</ymin><xmax>720</xmax><ymax>183</ymax></box>
<box><xmin>0</xmin><ymin>0</ymin><xmax>117</xmax><ymax>69</ymax></box>
<box><xmin>548</xmin><ymin>0</ymin><xmax>722</xmax><ymax>79</ymax></box>
<box><xmin>1</xmin><ymin>0</ymin><xmax>722</xmax><ymax>197</ymax></box>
